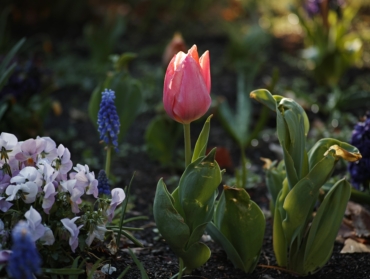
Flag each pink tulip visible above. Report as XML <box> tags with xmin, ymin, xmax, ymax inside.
<box><xmin>163</xmin><ymin>45</ymin><xmax>211</xmax><ymax>124</ymax></box>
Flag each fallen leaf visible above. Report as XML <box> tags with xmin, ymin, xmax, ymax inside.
<box><xmin>341</xmin><ymin>238</ymin><xmax>370</xmax><ymax>253</ymax></box>
<box><xmin>346</xmin><ymin>202</ymin><xmax>370</xmax><ymax>238</ymax></box>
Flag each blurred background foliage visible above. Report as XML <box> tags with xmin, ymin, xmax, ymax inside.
<box><xmin>0</xmin><ymin>0</ymin><xmax>370</xmax><ymax>181</ymax></box>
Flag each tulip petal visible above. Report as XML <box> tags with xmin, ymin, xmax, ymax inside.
<box><xmin>188</xmin><ymin>45</ymin><xmax>199</xmax><ymax>63</ymax></box>
<box><xmin>173</xmin><ymin>55</ymin><xmax>211</xmax><ymax>124</ymax></box>
<box><xmin>199</xmin><ymin>51</ymin><xmax>211</xmax><ymax>93</ymax></box>
<box><xmin>163</xmin><ymin>55</ymin><xmax>184</xmax><ymax>120</ymax></box>
<box><xmin>173</xmin><ymin>51</ymin><xmax>186</xmax><ymax>71</ymax></box>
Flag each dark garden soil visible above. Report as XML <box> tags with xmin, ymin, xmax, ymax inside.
<box><xmin>37</xmin><ymin>32</ymin><xmax>370</xmax><ymax>278</ymax></box>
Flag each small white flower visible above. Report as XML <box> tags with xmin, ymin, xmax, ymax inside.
<box><xmin>101</xmin><ymin>264</ymin><xmax>116</xmax><ymax>275</ymax></box>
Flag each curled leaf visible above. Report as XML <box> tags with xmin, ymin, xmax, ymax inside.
<box><xmin>323</xmin><ymin>145</ymin><xmax>362</xmax><ymax>162</ymax></box>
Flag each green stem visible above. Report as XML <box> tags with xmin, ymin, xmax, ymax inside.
<box><xmin>240</xmin><ymin>145</ymin><xmax>247</xmax><ymax>188</ymax></box>
<box><xmin>105</xmin><ymin>146</ymin><xmax>112</xmax><ymax>178</ymax></box>
<box><xmin>183</xmin><ymin>123</ymin><xmax>191</xmax><ymax>168</ymax></box>
<box><xmin>177</xmin><ymin>258</ymin><xmax>184</xmax><ymax>279</ymax></box>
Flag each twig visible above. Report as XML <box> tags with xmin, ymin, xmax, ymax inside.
<box><xmin>257</xmin><ymin>264</ymin><xmax>301</xmax><ymax>276</ymax></box>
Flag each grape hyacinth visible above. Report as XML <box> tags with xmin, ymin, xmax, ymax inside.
<box><xmin>97</xmin><ymin>89</ymin><xmax>120</xmax><ymax>152</ymax></box>
<box><xmin>304</xmin><ymin>0</ymin><xmax>321</xmax><ymax>17</ymax></box>
<box><xmin>97</xmin><ymin>170</ymin><xmax>111</xmax><ymax>196</ymax></box>
<box><xmin>348</xmin><ymin>113</ymin><xmax>370</xmax><ymax>190</ymax></box>
<box><xmin>7</xmin><ymin>221</ymin><xmax>41</xmax><ymax>279</ymax></box>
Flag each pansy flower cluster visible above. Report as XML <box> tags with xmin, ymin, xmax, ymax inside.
<box><xmin>0</xmin><ymin>132</ymin><xmax>125</xmax><ymax>269</ymax></box>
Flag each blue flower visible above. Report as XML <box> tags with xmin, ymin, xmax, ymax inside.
<box><xmin>97</xmin><ymin>89</ymin><xmax>120</xmax><ymax>151</ymax></box>
<box><xmin>348</xmin><ymin>113</ymin><xmax>370</xmax><ymax>190</ymax></box>
<box><xmin>7</xmin><ymin>221</ymin><xmax>41</xmax><ymax>279</ymax></box>
<box><xmin>97</xmin><ymin>170</ymin><xmax>111</xmax><ymax>196</ymax></box>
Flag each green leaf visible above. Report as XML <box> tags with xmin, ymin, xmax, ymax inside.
<box><xmin>153</xmin><ymin>179</ymin><xmax>190</xmax><ymax>252</ymax></box>
<box><xmin>217</xmin><ymin>73</ymin><xmax>252</xmax><ymax>148</ymax></box>
<box><xmin>192</xmin><ymin>114</ymin><xmax>212</xmax><ymax>162</ymax></box>
<box><xmin>282</xmin><ymin>154</ymin><xmax>336</xmax><ymax>249</ymax></box>
<box><xmin>179</xmin><ymin>149</ymin><xmax>221</xmax><ymax>232</ymax></box>
<box><xmin>117</xmin><ymin>266</ymin><xmax>130</xmax><ymax>279</ymax></box>
<box><xmin>0</xmin><ymin>62</ymin><xmax>16</xmax><ymax>91</ymax></box>
<box><xmin>206</xmin><ymin>221</ymin><xmax>245</xmax><ymax>269</ymax></box>
<box><xmin>87</xmin><ymin>258</ymin><xmax>105</xmax><ymax>279</ymax></box>
<box><xmin>212</xmin><ymin>187</ymin><xmax>265</xmax><ymax>273</ymax></box>
<box><xmin>128</xmin><ymin>248</ymin><xmax>149</xmax><ymax>279</ymax></box>
<box><xmin>303</xmin><ymin>178</ymin><xmax>351</xmax><ymax>274</ymax></box>
<box><xmin>273</xmin><ymin>180</ymin><xmax>289</xmax><ymax>267</ymax></box>
<box><xmin>179</xmin><ymin>242</ymin><xmax>211</xmax><ymax>271</ymax></box>
<box><xmin>42</xmin><ymin>268</ymin><xmax>85</xmax><ymax>275</ymax></box>
<box><xmin>0</xmin><ymin>37</ymin><xmax>25</xmax><ymax>74</ymax></box>
<box><xmin>0</xmin><ymin>102</ymin><xmax>8</xmax><ymax>121</ymax></box>
<box><xmin>276</xmin><ymin>98</ymin><xmax>309</xmax><ymax>183</ymax></box>
<box><xmin>264</xmin><ymin>160</ymin><xmax>286</xmax><ymax>210</ymax></box>
<box><xmin>250</xmin><ymin>89</ymin><xmax>278</xmax><ymax>112</ymax></box>
<box><xmin>153</xmin><ymin>180</ymin><xmax>211</xmax><ymax>270</ymax></box>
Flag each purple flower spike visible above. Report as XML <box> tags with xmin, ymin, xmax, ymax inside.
<box><xmin>304</xmin><ymin>0</ymin><xmax>321</xmax><ymax>17</ymax></box>
<box><xmin>97</xmin><ymin>89</ymin><xmax>120</xmax><ymax>152</ymax></box>
<box><xmin>7</xmin><ymin>221</ymin><xmax>41</xmax><ymax>279</ymax></box>
<box><xmin>97</xmin><ymin>170</ymin><xmax>111</xmax><ymax>196</ymax></box>
<box><xmin>348</xmin><ymin>113</ymin><xmax>370</xmax><ymax>190</ymax></box>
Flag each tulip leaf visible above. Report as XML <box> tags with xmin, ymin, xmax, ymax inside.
<box><xmin>179</xmin><ymin>149</ymin><xmax>221</xmax><ymax>232</ymax></box>
<box><xmin>250</xmin><ymin>89</ymin><xmax>277</xmax><ymax>112</ymax></box>
<box><xmin>308</xmin><ymin>138</ymin><xmax>362</xmax><ymax>170</ymax></box>
<box><xmin>179</xmin><ymin>242</ymin><xmax>211</xmax><ymax>271</ymax></box>
<box><xmin>154</xmin><ymin>178</ymin><xmax>213</xmax><ymax>270</ymax></box>
<box><xmin>186</xmin><ymin>222</ymin><xmax>208</xmax><ymax>249</ymax></box>
<box><xmin>281</xmin><ymin>143</ymin><xmax>299</xmax><ymax>190</ymax></box>
<box><xmin>273</xmin><ymin>179</ymin><xmax>289</xmax><ymax>267</ymax></box>
<box><xmin>276</xmin><ymin>98</ymin><xmax>309</xmax><ymax>183</ymax></box>
<box><xmin>263</xmin><ymin>160</ymin><xmax>286</xmax><ymax>212</ymax></box>
<box><xmin>192</xmin><ymin>114</ymin><xmax>212</xmax><ymax>162</ymax></box>
<box><xmin>153</xmin><ymin>179</ymin><xmax>190</xmax><ymax>252</ymax></box>
<box><xmin>206</xmin><ymin>221</ymin><xmax>245</xmax><ymax>270</ymax></box>
<box><xmin>211</xmin><ymin>187</ymin><xmax>265</xmax><ymax>273</ymax></box>
<box><xmin>217</xmin><ymin>73</ymin><xmax>252</xmax><ymax>148</ymax></box>
<box><xmin>282</xmin><ymin>154</ymin><xmax>336</xmax><ymax>248</ymax></box>
<box><xmin>302</xmin><ymin>178</ymin><xmax>351</xmax><ymax>274</ymax></box>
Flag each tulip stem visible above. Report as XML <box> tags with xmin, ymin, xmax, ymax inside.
<box><xmin>105</xmin><ymin>145</ymin><xmax>112</xmax><ymax>178</ymax></box>
<box><xmin>183</xmin><ymin>123</ymin><xmax>191</xmax><ymax>168</ymax></box>
<box><xmin>240</xmin><ymin>145</ymin><xmax>247</xmax><ymax>188</ymax></box>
